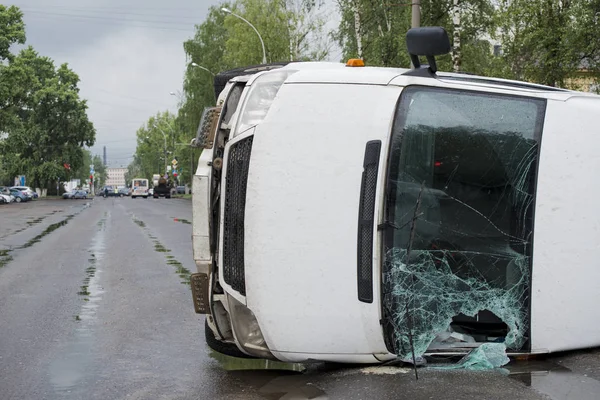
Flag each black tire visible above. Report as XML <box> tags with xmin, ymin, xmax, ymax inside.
<box><xmin>204</xmin><ymin>320</ymin><xmax>255</xmax><ymax>359</ymax></box>
<box><xmin>166</xmin><ymin>195</ymin><xmax>171</xmax><ymax>199</ymax></box>
<box><xmin>213</xmin><ymin>62</ymin><xmax>290</xmax><ymax>99</ymax></box>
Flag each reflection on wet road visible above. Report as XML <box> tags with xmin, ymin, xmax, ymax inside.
<box><xmin>0</xmin><ymin>198</ymin><xmax>599</xmax><ymax>399</ymax></box>
<box><xmin>508</xmin><ymin>359</ymin><xmax>600</xmax><ymax>400</ymax></box>
<box><xmin>49</xmin><ymin>213</ymin><xmax>107</xmax><ymax>393</ymax></box>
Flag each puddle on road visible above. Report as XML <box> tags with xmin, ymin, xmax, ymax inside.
<box><xmin>508</xmin><ymin>359</ymin><xmax>600</xmax><ymax>400</ymax></box>
<box><xmin>210</xmin><ymin>352</ymin><xmax>330</xmax><ymax>399</ymax></box>
<box><xmin>49</xmin><ymin>213</ymin><xmax>107</xmax><ymax>393</ymax></box>
<box><xmin>210</xmin><ymin>351</ymin><xmax>304</xmax><ymax>372</ymax></box>
<box><xmin>172</xmin><ymin>217</ymin><xmax>191</xmax><ymax>224</ymax></box>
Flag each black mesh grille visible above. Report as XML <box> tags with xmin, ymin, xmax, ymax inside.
<box><xmin>223</xmin><ymin>136</ymin><xmax>254</xmax><ymax>295</ymax></box>
<box><xmin>357</xmin><ymin>141</ymin><xmax>381</xmax><ymax>303</ymax></box>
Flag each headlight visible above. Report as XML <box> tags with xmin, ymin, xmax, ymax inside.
<box><xmin>227</xmin><ymin>294</ymin><xmax>275</xmax><ymax>359</ymax></box>
<box><xmin>235</xmin><ymin>69</ymin><xmax>298</xmax><ymax>134</ymax></box>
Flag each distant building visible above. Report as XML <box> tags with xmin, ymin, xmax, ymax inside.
<box><xmin>106</xmin><ymin>168</ymin><xmax>127</xmax><ymax>188</ymax></box>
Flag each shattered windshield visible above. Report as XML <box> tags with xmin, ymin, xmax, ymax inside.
<box><xmin>382</xmin><ymin>86</ymin><xmax>546</xmax><ymax>359</ymax></box>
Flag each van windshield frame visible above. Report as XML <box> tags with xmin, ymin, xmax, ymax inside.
<box><xmin>381</xmin><ymin>85</ymin><xmax>546</xmax><ymax>358</ymax></box>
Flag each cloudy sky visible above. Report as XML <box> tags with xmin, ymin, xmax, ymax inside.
<box><xmin>7</xmin><ymin>1</ymin><xmax>341</xmax><ymax>167</ymax></box>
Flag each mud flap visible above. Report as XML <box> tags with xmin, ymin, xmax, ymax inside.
<box><xmin>190</xmin><ymin>273</ymin><xmax>210</xmax><ymax>314</ymax></box>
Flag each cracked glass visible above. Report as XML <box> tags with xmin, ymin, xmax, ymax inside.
<box><xmin>382</xmin><ymin>86</ymin><xmax>546</xmax><ymax>359</ymax></box>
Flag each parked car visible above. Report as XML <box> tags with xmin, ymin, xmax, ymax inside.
<box><xmin>176</xmin><ymin>186</ymin><xmax>186</xmax><ymax>194</ymax></box>
<box><xmin>11</xmin><ymin>186</ymin><xmax>36</xmax><ymax>199</ymax></box>
<box><xmin>0</xmin><ymin>194</ymin><xmax>12</xmax><ymax>203</ymax></box>
<box><xmin>9</xmin><ymin>188</ymin><xmax>30</xmax><ymax>203</ymax></box>
<box><xmin>0</xmin><ymin>188</ymin><xmax>15</xmax><ymax>203</ymax></box>
<box><xmin>72</xmin><ymin>190</ymin><xmax>88</xmax><ymax>199</ymax></box>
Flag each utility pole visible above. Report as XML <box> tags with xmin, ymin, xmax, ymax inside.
<box><xmin>411</xmin><ymin>0</ymin><xmax>420</xmax><ymax>29</ymax></box>
<box><xmin>410</xmin><ymin>0</ymin><xmax>421</xmax><ymax>68</ymax></box>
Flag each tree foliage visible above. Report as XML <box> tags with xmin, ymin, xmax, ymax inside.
<box><xmin>128</xmin><ymin>111</ymin><xmax>178</xmax><ymax>183</ymax></box>
<box><xmin>0</xmin><ymin>5</ymin><xmax>25</xmax><ymax>61</ymax></box>
<box><xmin>496</xmin><ymin>0</ymin><xmax>600</xmax><ymax>88</ymax></box>
<box><xmin>154</xmin><ymin>0</ymin><xmax>331</xmax><ymax>189</ymax></box>
<box><xmin>0</xmin><ymin>6</ymin><xmax>95</xmax><ymax>189</ymax></box>
<box><xmin>334</xmin><ymin>0</ymin><xmax>494</xmax><ymax>72</ymax></box>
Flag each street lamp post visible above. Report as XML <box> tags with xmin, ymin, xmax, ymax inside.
<box><xmin>221</xmin><ymin>7</ymin><xmax>267</xmax><ymax>64</ymax></box>
<box><xmin>191</xmin><ymin>63</ymin><xmax>215</xmax><ymax>76</ymax></box>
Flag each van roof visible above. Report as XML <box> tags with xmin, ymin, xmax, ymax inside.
<box><xmin>283</xmin><ymin>62</ymin><xmax>408</xmax><ymax>85</ymax></box>
<box><xmin>279</xmin><ymin>61</ymin><xmax>595</xmax><ymax>97</ymax></box>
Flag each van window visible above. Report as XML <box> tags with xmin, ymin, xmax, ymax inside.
<box><xmin>382</xmin><ymin>86</ymin><xmax>546</xmax><ymax>358</ymax></box>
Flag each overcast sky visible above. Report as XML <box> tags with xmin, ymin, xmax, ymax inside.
<box><xmin>6</xmin><ymin>1</ymin><xmax>340</xmax><ymax>168</ymax></box>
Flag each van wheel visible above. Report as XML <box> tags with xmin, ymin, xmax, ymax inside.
<box><xmin>204</xmin><ymin>319</ymin><xmax>256</xmax><ymax>359</ymax></box>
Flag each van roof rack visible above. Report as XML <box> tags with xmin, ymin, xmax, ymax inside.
<box><xmin>403</xmin><ymin>27</ymin><xmax>451</xmax><ymax>78</ymax></box>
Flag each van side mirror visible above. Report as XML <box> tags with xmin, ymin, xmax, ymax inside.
<box><xmin>404</xmin><ymin>27</ymin><xmax>451</xmax><ymax>77</ymax></box>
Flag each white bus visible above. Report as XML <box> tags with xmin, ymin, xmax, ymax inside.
<box><xmin>131</xmin><ymin>178</ymin><xmax>149</xmax><ymax>199</ymax></box>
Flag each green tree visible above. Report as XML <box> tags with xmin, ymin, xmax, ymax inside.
<box><xmin>0</xmin><ymin>5</ymin><xmax>25</xmax><ymax>61</ymax></box>
<box><xmin>334</xmin><ymin>0</ymin><xmax>495</xmax><ymax>74</ymax></box>
<box><xmin>92</xmin><ymin>155</ymin><xmax>107</xmax><ymax>189</ymax></box>
<box><xmin>0</xmin><ymin>6</ymin><xmax>95</xmax><ymax>191</ymax></box>
<box><xmin>131</xmin><ymin>111</ymin><xmax>178</xmax><ymax>182</ymax></box>
<box><xmin>179</xmin><ymin>4</ymin><xmax>231</xmax><ymax>151</ymax></box>
<box><xmin>178</xmin><ymin>0</ymin><xmax>330</xmax><ymax>151</ymax></box>
<box><xmin>0</xmin><ymin>47</ymin><xmax>96</xmax><ymax>189</ymax></box>
<box><xmin>496</xmin><ymin>0</ymin><xmax>600</xmax><ymax>88</ymax></box>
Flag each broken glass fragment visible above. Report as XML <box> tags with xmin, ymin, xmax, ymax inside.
<box><xmin>383</xmin><ymin>247</ymin><xmax>529</xmax><ymax>359</ymax></box>
<box><xmin>432</xmin><ymin>343</ymin><xmax>510</xmax><ymax>370</ymax></box>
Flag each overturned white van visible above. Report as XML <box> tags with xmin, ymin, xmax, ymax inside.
<box><xmin>190</xmin><ymin>27</ymin><xmax>600</xmax><ymax>364</ymax></box>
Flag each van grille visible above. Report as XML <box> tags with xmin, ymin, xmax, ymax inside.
<box><xmin>223</xmin><ymin>136</ymin><xmax>254</xmax><ymax>295</ymax></box>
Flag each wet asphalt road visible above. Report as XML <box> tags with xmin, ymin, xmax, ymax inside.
<box><xmin>1</xmin><ymin>198</ymin><xmax>599</xmax><ymax>400</ymax></box>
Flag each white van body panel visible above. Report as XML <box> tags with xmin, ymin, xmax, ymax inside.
<box><xmin>242</xmin><ymin>83</ymin><xmax>402</xmax><ymax>356</ymax></box>
<box><xmin>530</xmin><ymin>96</ymin><xmax>600</xmax><ymax>353</ymax></box>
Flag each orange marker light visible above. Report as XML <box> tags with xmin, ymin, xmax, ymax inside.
<box><xmin>346</xmin><ymin>58</ymin><xmax>365</xmax><ymax>67</ymax></box>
